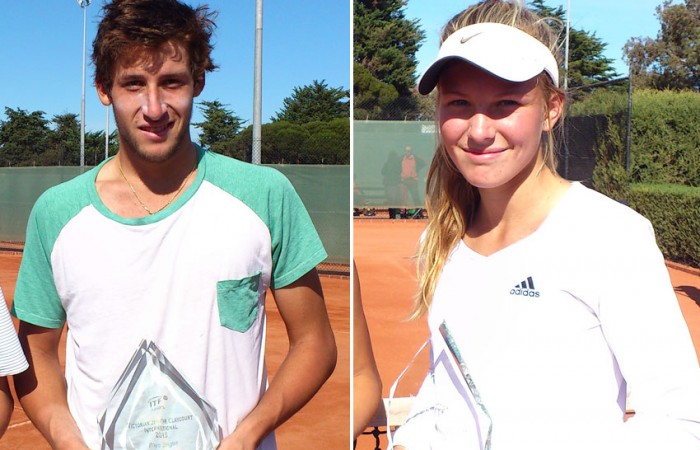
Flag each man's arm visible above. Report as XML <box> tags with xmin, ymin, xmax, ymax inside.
<box><xmin>220</xmin><ymin>268</ymin><xmax>337</xmax><ymax>450</ymax></box>
<box><xmin>14</xmin><ymin>322</ymin><xmax>89</xmax><ymax>449</ymax></box>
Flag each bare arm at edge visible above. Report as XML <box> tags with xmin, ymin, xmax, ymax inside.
<box><xmin>353</xmin><ymin>262</ymin><xmax>382</xmax><ymax>439</ymax></box>
<box><xmin>219</xmin><ymin>268</ymin><xmax>338</xmax><ymax>450</ymax></box>
<box><xmin>0</xmin><ymin>377</ymin><xmax>13</xmax><ymax>438</ymax></box>
<box><xmin>13</xmin><ymin>322</ymin><xmax>89</xmax><ymax>449</ymax></box>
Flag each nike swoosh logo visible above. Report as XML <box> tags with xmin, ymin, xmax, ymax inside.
<box><xmin>460</xmin><ymin>31</ymin><xmax>483</xmax><ymax>44</ymax></box>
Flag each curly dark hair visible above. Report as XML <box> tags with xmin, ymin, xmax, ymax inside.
<box><xmin>92</xmin><ymin>0</ymin><xmax>218</xmax><ymax>91</ymax></box>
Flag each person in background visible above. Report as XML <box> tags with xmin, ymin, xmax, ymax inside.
<box><xmin>382</xmin><ymin>151</ymin><xmax>402</xmax><ymax>219</ymax></box>
<box><xmin>399</xmin><ymin>146</ymin><xmax>421</xmax><ymax>209</ymax></box>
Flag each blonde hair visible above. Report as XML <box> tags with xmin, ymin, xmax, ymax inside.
<box><xmin>413</xmin><ymin>0</ymin><xmax>566</xmax><ymax>318</ymax></box>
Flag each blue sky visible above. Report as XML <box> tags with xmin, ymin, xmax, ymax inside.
<box><xmin>0</xmin><ymin>0</ymin><xmax>350</xmax><ymax>134</ymax></box>
<box><xmin>406</xmin><ymin>0</ymin><xmax>665</xmax><ymax>78</ymax></box>
<box><xmin>0</xmin><ymin>0</ymin><xmax>667</xmax><ymax>137</ymax></box>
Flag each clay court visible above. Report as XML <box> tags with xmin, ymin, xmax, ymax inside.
<box><xmin>0</xmin><ymin>251</ymin><xmax>350</xmax><ymax>450</ymax></box>
<box><xmin>1</xmin><ymin>219</ymin><xmax>699</xmax><ymax>449</ymax></box>
<box><xmin>354</xmin><ymin>218</ymin><xmax>700</xmax><ymax>450</ymax></box>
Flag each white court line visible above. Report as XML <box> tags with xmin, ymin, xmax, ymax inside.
<box><xmin>7</xmin><ymin>419</ymin><xmax>32</xmax><ymax>429</ymax></box>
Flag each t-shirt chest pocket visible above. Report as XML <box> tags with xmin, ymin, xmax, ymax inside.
<box><xmin>216</xmin><ymin>272</ymin><xmax>262</xmax><ymax>332</ymax></box>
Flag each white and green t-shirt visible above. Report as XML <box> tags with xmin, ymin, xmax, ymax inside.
<box><xmin>12</xmin><ymin>147</ymin><xmax>327</xmax><ymax>449</ymax></box>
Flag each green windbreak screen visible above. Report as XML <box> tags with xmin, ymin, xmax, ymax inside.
<box><xmin>0</xmin><ymin>167</ymin><xmax>90</xmax><ymax>243</ymax></box>
<box><xmin>272</xmin><ymin>164</ymin><xmax>350</xmax><ymax>265</ymax></box>
<box><xmin>0</xmin><ymin>163</ymin><xmax>350</xmax><ymax>266</ymax></box>
<box><xmin>353</xmin><ymin>121</ymin><xmax>436</xmax><ymax>208</ymax></box>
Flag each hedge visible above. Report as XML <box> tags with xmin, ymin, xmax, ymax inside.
<box><xmin>627</xmin><ymin>184</ymin><xmax>700</xmax><ymax>268</ymax></box>
<box><xmin>570</xmin><ymin>88</ymin><xmax>700</xmax><ymax>187</ymax></box>
<box><xmin>570</xmin><ymin>89</ymin><xmax>700</xmax><ymax>268</ymax></box>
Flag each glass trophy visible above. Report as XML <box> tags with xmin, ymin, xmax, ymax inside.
<box><xmin>98</xmin><ymin>340</ymin><xmax>220</xmax><ymax>450</ymax></box>
<box><xmin>439</xmin><ymin>321</ymin><xmax>493</xmax><ymax>450</ymax></box>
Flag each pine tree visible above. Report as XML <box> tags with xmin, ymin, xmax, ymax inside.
<box><xmin>271</xmin><ymin>80</ymin><xmax>349</xmax><ymax>124</ymax></box>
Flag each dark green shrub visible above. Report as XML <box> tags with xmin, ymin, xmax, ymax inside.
<box><xmin>631</xmin><ymin>90</ymin><xmax>700</xmax><ymax>186</ymax></box>
<box><xmin>570</xmin><ymin>89</ymin><xmax>700</xmax><ymax>186</ymax></box>
<box><xmin>628</xmin><ymin>184</ymin><xmax>700</xmax><ymax>267</ymax></box>
<box><xmin>591</xmin><ymin>113</ymin><xmax>629</xmax><ymax>202</ymax></box>
<box><xmin>569</xmin><ymin>88</ymin><xmax>628</xmax><ymax>117</ymax></box>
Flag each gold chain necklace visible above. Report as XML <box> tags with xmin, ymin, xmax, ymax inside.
<box><xmin>117</xmin><ymin>158</ymin><xmax>195</xmax><ymax>215</ymax></box>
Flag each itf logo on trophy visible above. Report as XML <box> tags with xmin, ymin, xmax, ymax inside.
<box><xmin>148</xmin><ymin>395</ymin><xmax>168</xmax><ymax>411</ymax></box>
<box><xmin>98</xmin><ymin>340</ymin><xmax>221</xmax><ymax>449</ymax></box>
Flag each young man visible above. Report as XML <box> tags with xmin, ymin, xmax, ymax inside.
<box><xmin>12</xmin><ymin>1</ymin><xmax>336</xmax><ymax>449</ymax></box>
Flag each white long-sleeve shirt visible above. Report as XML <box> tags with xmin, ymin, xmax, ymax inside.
<box><xmin>393</xmin><ymin>183</ymin><xmax>700</xmax><ymax>450</ymax></box>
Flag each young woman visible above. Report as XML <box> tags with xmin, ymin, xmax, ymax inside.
<box><xmin>391</xmin><ymin>1</ymin><xmax>700</xmax><ymax>449</ymax></box>
<box><xmin>0</xmin><ymin>286</ymin><xmax>28</xmax><ymax>438</ymax></box>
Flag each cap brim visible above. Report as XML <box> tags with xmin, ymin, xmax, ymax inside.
<box><xmin>417</xmin><ymin>22</ymin><xmax>559</xmax><ymax>95</ymax></box>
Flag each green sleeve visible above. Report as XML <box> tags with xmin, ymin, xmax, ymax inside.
<box><xmin>12</xmin><ymin>191</ymin><xmax>67</xmax><ymax>328</ymax></box>
<box><xmin>267</xmin><ymin>172</ymin><xmax>327</xmax><ymax>289</ymax></box>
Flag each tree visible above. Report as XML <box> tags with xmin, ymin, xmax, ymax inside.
<box><xmin>354</xmin><ymin>0</ymin><xmax>425</xmax><ymax>96</ymax></box>
<box><xmin>84</xmin><ymin>130</ymin><xmax>115</xmax><ymax>167</ymax></box>
<box><xmin>353</xmin><ymin>0</ymin><xmax>425</xmax><ymax>119</ymax></box>
<box><xmin>623</xmin><ymin>0</ymin><xmax>700</xmax><ymax>90</ymax></box>
<box><xmin>302</xmin><ymin>118</ymin><xmax>350</xmax><ymax>164</ymax></box>
<box><xmin>353</xmin><ymin>62</ymin><xmax>399</xmax><ymax>120</ymax></box>
<box><xmin>272</xmin><ymin>80</ymin><xmax>349</xmax><ymax>124</ymax></box>
<box><xmin>46</xmin><ymin>113</ymin><xmax>81</xmax><ymax>166</ymax></box>
<box><xmin>230</xmin><ymin>118</ymin><xmax>350</xmax><ymax>165</ymax></box>
<box><xmin>528</xmin><ymin>0</ymin><xmax>619</xmax><ymax>87</ymax></box>
<box><xmin>0</xmin><ymin>108</ymin><xmax>116</xmax><ymax>167</ymax></box>
<box><xmin>230</xmin><ymin>126</ymin><xmax>252</xmax><ymax>162</ymax></box>
<box><xmin>193</xmin><ymin>100</ymin><xmax>246</xmax><ymax>156</ymax></box>
<box><xmin>262</xmin><ymin>121</ymin><xmax>309</xmax><ymax>163</ymax></box>
<box><xmin>0</xmin><ymin>107</ymin><xmax>50</xmax><ymax>166</ymax></box>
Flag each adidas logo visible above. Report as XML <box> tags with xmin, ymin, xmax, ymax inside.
<box><xmin>510</xmin><ymin>276</ymin><xmax>540</xmax><ymax>298</ymax></box>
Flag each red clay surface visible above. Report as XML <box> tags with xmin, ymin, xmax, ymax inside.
<box><xmin>0</xmin><ymin>252</ymin><xmax>349</xmax><ymax>450</ymax></box>
<box><xmin>354</xmin><ymin>218</ymin><xmax>700</xmax><ymax>450</ymax></box>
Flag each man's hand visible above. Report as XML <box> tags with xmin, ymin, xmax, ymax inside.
<box><xmin>217</xmin><ymin>426</ymin><xmax>257</xmax><ymax>450</ymax></box>
<box><xmin>221</xmin><ymin>268</ymin><xmax>337</xmax><ymax>447</ymax></box>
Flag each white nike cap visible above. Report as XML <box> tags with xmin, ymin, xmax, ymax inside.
<box><xmin>417</xmin><ymin>22</ymin><xmax>560</xmax><ymax>95</ymax></box>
